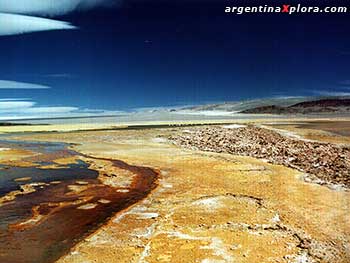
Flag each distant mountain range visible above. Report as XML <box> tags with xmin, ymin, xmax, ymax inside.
<box><xmin>176</xmin><ymin>97</ymin><xmax>310</xmax><ymax>113</ymax></box>
<box><xmin>240</xmin><ymin>98</ymin><xmax>350</xmax><ymax>114</ymax></box>
<box><xmin>173</xmin><ymin>96</ymin><xmax>350</xmax><ymax>115</ymax></box>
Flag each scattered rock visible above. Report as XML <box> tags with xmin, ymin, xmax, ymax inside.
<box><xmin>170</xmin><ymin>126</ymin><xmax>350</xmax><ymax>188</ymax></box>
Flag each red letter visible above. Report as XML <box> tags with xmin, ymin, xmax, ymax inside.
<box><xmin>282</xmin><ymin>5</ymin><xmax>290</xmax><ymax>13</ymax></box>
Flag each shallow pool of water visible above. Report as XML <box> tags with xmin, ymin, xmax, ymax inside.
<box><xmin>0</xmin><ymin>138</ymin><xmax>158</xmax><ymax>263</ymax></box>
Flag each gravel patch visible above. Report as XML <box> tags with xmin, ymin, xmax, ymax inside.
<box><xmin>169</xmin><ymin>126</ymin><xmax>350</xmax><ymax>188</ymax></box>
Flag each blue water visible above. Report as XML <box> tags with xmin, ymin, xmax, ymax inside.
<box><xmin>0</xmin><ymin>140</ymin><xmax>98</xmax><ymax>196</ymax></box>
<box><xmin>0</xmin><ymin>160</ymin><xmax>98</xmax><ymax>196</ymax></box>
<box><xmin>0</xmin><ymin>139</ymin><xmax>68</xmax><ymax>153</ymax></box>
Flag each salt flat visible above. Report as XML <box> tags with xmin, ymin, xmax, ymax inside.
<box><xmin>1</xmin><ymin>118</ymin><xmax>349</xmax><ymax>263</ymax></box>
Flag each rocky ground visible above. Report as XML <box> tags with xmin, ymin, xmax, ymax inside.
<box><xmin>169</xmin><ymin>125</ymin><xmax>350</xmax><ymax>188</ymax></box>
<box><xmin>2</xmin><ymin>123</ymin><xmax>350</xmax><ymax>263</ymax></box>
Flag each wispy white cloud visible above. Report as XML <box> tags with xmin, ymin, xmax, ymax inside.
<box><xmin>0</xmin><ymin>99</ymin><xmax>124</xmax><ymax>121</ymax></box>
<box><xmin>0</xmin><ymin>101</ymin><xmax>35</xmax><ymax>110</ymax></box>
<box><xmin>24</xmin><ymin>106</ymin><xmax>78</xmax><ymax>113</ymax></box>
<box><xmin>312</xmin><ymin>90</ymin><xmax>350</xmax><ymax>97</ymax></box>
<box><xmin>7</xmin><ymin>73</ymin><xmax>74</xmax><ymax>79</ymax></box>
<box><xmin>270</xmin><ymin>95</ymin><xmax>306</xmax><ymax>100</ymax></box>
<box><xmin>0</xmin><ymin>98</ymin><xmax>32</xmax><ymax>101</ymax></box>
<box><xmin>0</xmin><ymin>13</ymin><xmax>76</xmax><ymax>36</ymax></box>
<box><xmin>0</xmin><ymin>0</ymin><xmax>118</xmax><ymax>16</ymax></box>
<box><xmin>0</xmin><ymin>80</ymin><xmax>51</xmax><ymax>89</ymax></box>
<box><xmin>0</xmin><ymin>0</ymin><xmax>119</xmax><ymax>36</ymax></box>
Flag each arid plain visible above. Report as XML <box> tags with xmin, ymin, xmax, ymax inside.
<box><xmin>0</xmin><ymin>118</ymin><xmax>349</xmax><ymax>263</ymax></box>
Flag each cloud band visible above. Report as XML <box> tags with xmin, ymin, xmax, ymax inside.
<box><xmin>0</xmin><ymin>79</ymin><xmax>51</xmax><ymax>89</ymax></box>
<box><xmin>0</xmin><ymin>13</ymin><xmax>77</xmax><ymax>36</ymax></box>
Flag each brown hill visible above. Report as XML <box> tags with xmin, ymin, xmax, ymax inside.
<box><xmin>240</xmin><ymin>99</ymin><xmax>350</xmax><ymax>114</ymax></box>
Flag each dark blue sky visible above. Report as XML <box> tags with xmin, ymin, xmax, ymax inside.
<box><xmin>0</xmin><ymin>0</ymin><xmax>349</xmax><ymax>111</ymax></box>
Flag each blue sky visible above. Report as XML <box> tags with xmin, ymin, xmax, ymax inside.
<box><xmin>0</xmin><ymin>0</ymin><xmax>349</xmax><ymax>119</ymax></box>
